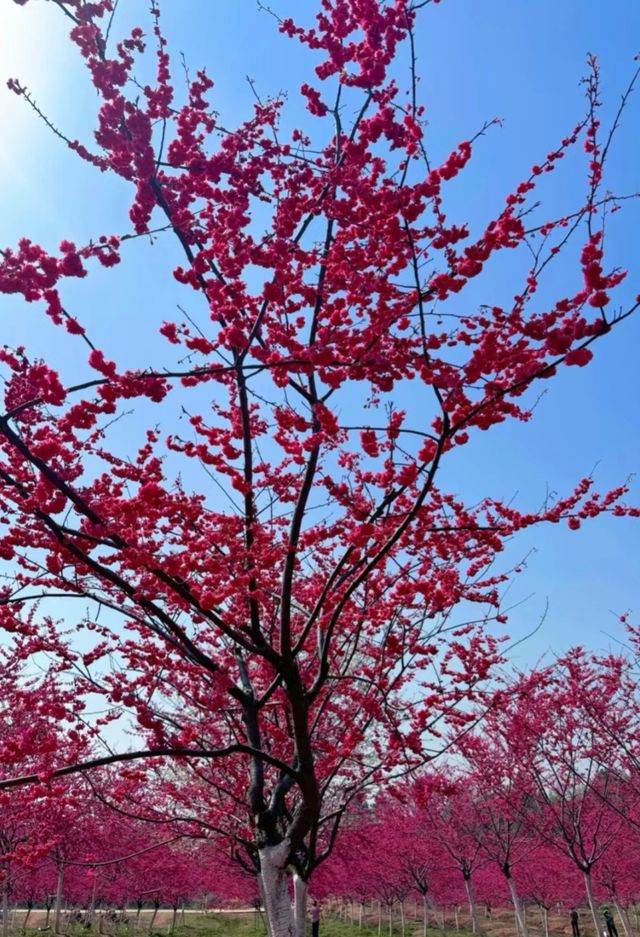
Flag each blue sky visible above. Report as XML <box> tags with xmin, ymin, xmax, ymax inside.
<box><xmin>0</xmin><ymin>0</ymin><xmax>638</xmax><ymax>666</ymax></box>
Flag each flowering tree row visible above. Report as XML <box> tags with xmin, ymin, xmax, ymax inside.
<box><xmin>0</xmin><ymin>766</ymin><xmax>253</xmax><ymax>927</ymax></box>
<box><xmin>317</xmin><ymin>648</ymin><xmax>640</xmax><ymax>937</ymax></box>
<box><xmin>3</xmin><ymin>641</ymin><xmax>640</xmax><ymax>937</ymax></box>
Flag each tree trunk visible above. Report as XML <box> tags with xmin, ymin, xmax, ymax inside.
<box><xmin>621</xmin><ymin>907</ymin><xmax>634</xmax><ymax>937</ymax></box>
<box><xmin>293</xmin><ymin>874</ymin><xmax>308</xmax><ymax>937</ymax></box>
<box><xmin>400</xmin><ymin>901</ymin><xmax>405</xmax><ymax>937</ymax></box>
<box><xmin>388</xmin><ymin>904</ymin><xmax>393</xmax><ymax>937</ymax></box>
<box><xmin>422</xmin><ymin>896</ymin><xmax>429</xmax><ymax>937</ymax></box>
<box><xmin>2</xmin><ymin>879</ymin><xmax>9</xmax><ymax>937</ymax></box>
<box><xmin>259</xmin><ymin>844</ymin><xmax>295</xmax><ymax>937</ymax></box>
<box><xmin>463</xmin><ymin>877</ymin><xmax>478</xmax><ymax>935</ymax></box>
<box><xmin>583</xmin><ymin>869</ymin><xmax>602</xmax><ymax>937</ymax></box>
<box><xmin>54</xmin><ymin>864</ymin><xmax>64</xmax><ymax>936</ymax></box>
<box><xmin>257</xmin><ymin>878</ymin><xmax>270</xmax><ymax>936</ymax></box>
<box><xmin>88</xmin><ymin>875</ymin><xmax>98</xmax><ymax>929</ymax></box>
<box><xmin>23</xmin><ymin>903</ymin><xmax>33</xmax><ymax>933</ymax></box>
<box><xmin>148</xmin><ymin>903</ymin><xmax>159</xmax><ymax>935</ymax></box>
<box><xmin>612</xmin><ymin>902</ymin><xmax>632</xmax><ymax>937</ymax></box>
<box><xmin>378</xmin><ymin>902</ymin><xmax>382</xmax><ymax>937</ymax></box>
<box><xmin>541</xmin><ymin>906</ymin><xmax>550</xmax><ymax>937</ymax></box>
<box><xmin>170</xmin><ymin>906</ymin><xmax>178</xmax><ymax>934</ymax></box>
<box><xmin>359</xmin><ymin>902</ymin><xmax>364</xmax><ymax>929</ymax></box>
<box><xmin>454</xmin><ymin>907</ymin><xmax>459</xmax><ymax>932</ymax></box>
<box><xmin>506</xmin><ymin>874</ymin><xmax>527</xmax><ymax>937</ymax></box>
<box><xmin>428</xmin><ymin>897</ymin><xmax>444</xmax><ymax>934</ymax></box>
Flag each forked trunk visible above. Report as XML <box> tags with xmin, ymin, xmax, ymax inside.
<box><xmin>293</xmin><ymin>873</ymin><xmax>308</xmax><ymax>937</ymax></box>
<box><xmin>259</xmin><ymin>843</ymin><xmax>295</xmax><ymax>937</ymax></box>
<box><xmin>583</xmin><ymin>869</ymin><xmax>602</xmax><ymax>937</ymax></box>
<box><xmin>506</xmin><ymin>874</ymin><xmax>527</xmax><ymax>937</ymax></box>
<box><xmin>463</xmin><ymin>877</ymin><xmax>478</xmax><ymax>935</ymax></box>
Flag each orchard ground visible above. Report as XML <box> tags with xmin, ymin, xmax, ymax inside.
<box><xmin>4</xmin><ymin>906</ymin><xmax>630</xmax><ymax>937</ymax></box>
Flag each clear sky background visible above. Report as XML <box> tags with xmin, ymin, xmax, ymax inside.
<box><xmin>0</xmin><ymin>0</ymin><xmax>638</xmax><ymax>668</ymax></box>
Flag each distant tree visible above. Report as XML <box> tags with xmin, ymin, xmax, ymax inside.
<box><xmin>478</xmin><ymin>659</ymin><xmax>625</xmax><ymax>932</ymax></box>
<box><xmin>411</xmin><ymin>773</ymin><xmax>489</xmax><ymax>933</ymax></box>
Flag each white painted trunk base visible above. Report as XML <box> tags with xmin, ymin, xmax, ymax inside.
<box><xmin>583</xmin><ymin>870</ymin><xmax>603</xmax><ymax>937</ymax></box>
<box><xmin>612</xmin><ymin>900</ymin><xmax>632</xmax><ymax>937</ymax></box>
<box><xmin>464</xmin><ymin>878</ymin><xmax>478</xmax><ymax>935</ymax></box>
<box><xmin>259</xmin><ymin>843</ymin><xmax>296</xmax><ymax>937</ymax></box>
<box><xmin>506</xmin><ymin>875</ymin><xmax>527</xmax><ymax>937</ymax></box>
<box><xmin>293</xmin><ymin>873</ymin><xmax>308</xmax><ymax>937</ymax></box>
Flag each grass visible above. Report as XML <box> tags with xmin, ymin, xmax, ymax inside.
<box><xmin>19</xmin><ymin>913</ymin><xmax>266</xmax><ymax>937</ymax></box>
<box><xmin>15</xmin><ymin>914</ymin><xmax>474</xmax><ymax>937</ymax></box>
<box><xmin>20</xmin><ymin>905</ymin><xmax>639</xmax><ymax>937</ymax></box>
<box><xmin>319</xmin><ymin>920</ymin><xmax>474</xmax><ymax>937</ymax></box>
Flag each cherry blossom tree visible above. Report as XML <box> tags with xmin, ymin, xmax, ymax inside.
<box><xmin>412</xmin><ymin>772</ymin><xmax>487</xmax><ymax>934</ymax></box>
<box><xmin>0</xmin><ymin>645</ymin><xmax>92</xmax><ymax>936</ymax></box>
<box><xmin>573</xmin><ymin>637</ymin><xmax>640</xmax><ymax>825</ymax></box>
<box><xmin>453</xmin><ymin>734</ymin><xmax>538</xmax><ymax>937</ymax></box>
<box><xmin>472</xmin><ymin>659</ymin><xmax>627</xmax><ymax>933</ymax></box>
<box><xmin>517</xmin><ymin>845</ymin><xmax>581</xmax><ymax>937</ymax></box>
<box><xmin>595</xmin><ymin>837</ymin><xmax>640</xmax><ymax>937</ymax></box>
<box><xmin>294</xmin><ymin>743</ymin><xmax>639</xmax><ymax>934</ymax></box>
<box><xmin>1</xmin><ymin>2</ymin><xmax>639</xmax><ymax>936</ymax></box>
<box><xmin>371</xmin><ymin>798</ymin><xmax>449</xmax><ymax>937</ymax></box>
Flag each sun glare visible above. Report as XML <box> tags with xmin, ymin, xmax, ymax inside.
<box><xmin>0</xmin><ymin>1</ymin><xmax>67</xmax><ymax>181</ymax></box>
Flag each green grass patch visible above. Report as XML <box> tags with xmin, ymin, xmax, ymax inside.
<box><xmin>16</xmin><ymin>914</ymin><xmax>480</xmax><ymax>937</ymax></box>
